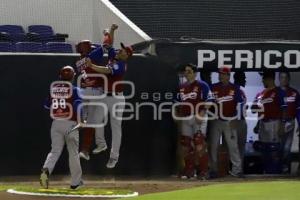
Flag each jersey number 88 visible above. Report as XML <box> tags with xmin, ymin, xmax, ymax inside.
<box><xmin>52</xmin><ymin>99</ymin><xmax>66</xmax><ymax>109</ymax></box>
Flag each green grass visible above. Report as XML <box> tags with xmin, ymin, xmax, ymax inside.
<box><xmin>128</xmin><ymin>181</ymin><xmax>300</xmax><ymax>200</ymax></box>
<box><xmin>0</xmin><ymin>184</ymin><xmax>135</xmax><ymax>196</ymax></box>
<box><xmin>0</xmin><ymin>184</ymin><xmax>28</xmax><ymax>192</ymax></box>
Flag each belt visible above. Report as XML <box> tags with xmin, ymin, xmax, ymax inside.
<box><xmin>85</xmin><ymin>87</ymin><xmax>103</xmax><ymax>89</ymax></box>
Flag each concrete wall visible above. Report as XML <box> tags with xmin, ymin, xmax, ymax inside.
<box><xmin>0</xmin><ymin>0</ymin><xmax>150</xmax><ymax>46</ymax></box>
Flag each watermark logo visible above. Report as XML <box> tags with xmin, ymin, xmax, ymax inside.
<box><xmin>49</xmin><ymin>75</ymin><xmax>265</xmax><ymax>126</ymax></box>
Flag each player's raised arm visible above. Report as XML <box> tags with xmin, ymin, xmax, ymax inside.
<box><xmin>85</xmin><ymin>58</ymin><xmax>112</xmax><ymax>74</ymax></box>
<box><xmin>109</xmin><ymin>24</ymin><xmax>118</xmax><ymax>45</ymax></box>
<box><xmin>103</xmin><ymin>24</ymin><xmax>118</xmax><ymax>48</ymax></box>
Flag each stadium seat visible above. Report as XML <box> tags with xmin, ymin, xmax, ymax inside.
<box><xmin>0</xmin><ymin>42</ymin><xmax>15</xmax><ymax>52</ymax></box>
<box><xmin>0</xmin><ymin>25</ymin><xmax>25</xmax><ymax>34</ymax></box>
<box><xmin>0</xmin><ymin>25</ymin><xmax>27</xmax><ymax>42</ymax></box>
<box><xmin>15</xmin><ymin>42</ymin><xmax>44</xmax><ymax>53</ymax></box>
<box><xmin>46</xmin><ymin>42</ymin><xmax>73</xmax><ymax>53</ymax></box>
<box><xmin>0</xmin><ymin>32</ymin><xmax>12</xmax><ymax>42</ymax></box>
<box><xmin>28</xmin><ymin>25</ymin><xmax>68</xmax><ymax>42</ymax></box>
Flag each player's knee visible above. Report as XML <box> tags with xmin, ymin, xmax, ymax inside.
<box><xmin>194</xmin><ymin>132</ymin><xmax>205</xmax><ymax>145</ymax></box>
<box><xmin>194</xmin><ymin>133</ymin><xmax>207</xmax><ymax>153</ymax></box>
<box><xmin>180</xmin><ymin>135</ymin><xmax>193</xmax><ymax>152</ymax></box>
<box><xmin>50</xmin><ymin>147</ymin><xmax>63</xmax><ymax>155</ymax></box>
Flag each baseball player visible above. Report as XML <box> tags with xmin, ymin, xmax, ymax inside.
<box><xmin>278</xmin><ymin>72</ymin><xmax>300</xmax><ymax>173</ymax></box>
<box><xmin>176</xmin><ymin>64</ymin><xmax>212</xmax><ymax>179</ymax></box>
<box><xmin>76</xmin><ymin>24</ymin><xmax>118</xmax><ymax>160</ymax></box>
<box><xmin>251</xmin><ymin>71</ymin><xmax>286</xmax><ymax>173</ymax></box>
<box><xmin>40</xmin><ymin>66</ymin><xmax>83</xmax><ymax>189</ymax></box>
<box><xmin>209</xmin><ymin>67</ymin><xmax>244</xmax><ymax>178</ymax></box>
<box><xmin>233</xmin><ymin>72</ymin><xmax>248</xmax><ymax>167</ymax></box>
<box><xmin>84</xmin><ymin>42</ymin><xmax>133</xmax><ymax>168</ymax></box>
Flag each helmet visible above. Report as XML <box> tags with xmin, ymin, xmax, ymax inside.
<box><xmin>76</xmin><ymin>40</ymin><xmax>93</xmax><ymax>56</ymax></box>
<box><xmin>60</xmin><ymin>66</ymin><xmax>75</xmax><ymax>81</ymax></box>
<box><xmin>120</xmin><ymin>42</ymin><xmax>133</xmax><ymax>57</ymax></box>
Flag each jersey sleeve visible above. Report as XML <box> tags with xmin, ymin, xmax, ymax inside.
<box><xmin>44</xmin><ymin>96</ymin><xmax>51</xmax><ymax>110</ymax></box>
<box><xmin>108</xmin><ymin>47</ymin><xmax>117</xmax><ymax>61</ymax></box>
<box><xmin>277</xmin><ymin>87</ymin><xmax>287</xmax><ymax>109</ymax></box>
<box><xmin>199</xmin><ymin>81</ymin><xmax>214</xmax><ymax>102</ymax></box>
<box><xmin>209</xmin><ymin>83</ymin><xmax>217</xmax><ymax>102</ymax></box>
<box><xmin>109</xmin><ymin>61</ymin><xmax>125</xmax><ymax>76</ymax></box>
<box><xmin>88</xmin><ymin>47</ymin><xmax>104</xmax><ymax>65</ymax></box>
<box><xmin>72</xmin><ymin>87</ymin><xmax>82</xmax><ymax>113</ymax></box>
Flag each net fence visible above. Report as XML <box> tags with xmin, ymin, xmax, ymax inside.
<box><xmin>110</xmin><ymin>0</ymin><xmax>300</xmax><ymax>40</ymax></box>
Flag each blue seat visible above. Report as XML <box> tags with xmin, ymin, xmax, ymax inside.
<box><xmin>0</xmin><ymin>25</ymin><xmax>25</xmax><ymax>34</ymax></box>
<box><xmin>28</xmin><ymin>25</ymin><xmax>68</xmax><ymax>42</ymax></box>
<box><xmin>46</xmin><ymin>42</ymin><xmax>73</xmax><ymax>53</ymax></box>
<box><xmin>0</xmin><ymin>42</ymin><xmax>15</xmax><ymax>52</ymax></box>
<box><xmin>0</xmin><ymin>25</ymin><xmax>27</xmax><ymax>42</ymax></box>
<box><xmin>15</xmin><ymin>42</ymin><xmax>44</xmax><ymax>53</ymax></box>
<box><xmin>28</xmin><ymin>25</ymin><xmax>54</xmax><ymax>36</ymax></box>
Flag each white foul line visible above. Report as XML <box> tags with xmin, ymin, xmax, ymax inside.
<box><xmin>7</xmin><ymin>189</ymin><xmax>139</xmax><ymax>198</ymax></box>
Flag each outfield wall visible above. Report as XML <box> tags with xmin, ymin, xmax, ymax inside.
<box><xmin>0</xmin><ymin>53</ymin><xmax>178</xmax><ymax>176</ymax></box>
<box><xmin>1</xmin><ymin>41</ymin><xmax>299</xmax><ymax>176</ymax></box>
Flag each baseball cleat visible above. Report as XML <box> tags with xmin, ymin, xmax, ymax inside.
<box><xmin>207</xmin><ymin>171</ymin><xmax>218</xmax><ymax>180</ymax></box>
<box><xmin>229</xmin><ymin>170</ymin><xmax>245</xmax><ymax>178</ymax></box>
<box><xmin>79</xmin><ymin>151</ymin><xmax>90</xmax><ymax>161</ymax></box>
<box><xmin>40</xmin><ymin>168</ymin><xmax>49</xmax><ymax>189</ymax></box>
<box><xmin>70</xmin><ymin>180</ymin><xmax>84</xmax><ymax>190</ymax></box>
<box><xmin>92</xmin><ymin>144</ymin><xmax>107</xmax><ymax>154</ymax></box>
<box><xmin>106</xmin><ymin>157</ymin><xmax>118</xmax><ymax>169</ymax></box>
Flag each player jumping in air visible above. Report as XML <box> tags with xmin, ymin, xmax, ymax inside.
<box><xmin>84</xmin><ymin>40</ymin><xmax>133</xmax><ymax>168</ymax></box>
<box><xmin>40</xmin><ymin>66</ymin><xmax>83</xmax><ymax>189</ymax></box>
<box><xmin>76</xmin><ymin>24</ymin><xmax>118</xmax><ymax>161</ymax></box>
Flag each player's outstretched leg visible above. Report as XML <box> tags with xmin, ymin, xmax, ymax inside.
<box><xmin>40</xmin><ymin>121</ymin><xmax>65</xmax><ymax>188</ymax></box>
<box><xmin>106</xmin><ymin>97</ymin><xmax>124</xmax><ymax>169</ymax></box>
<box><xmin>79</xmin><ymin>128</ymin><xmax>95</xmax><ymax>160</ymax></box>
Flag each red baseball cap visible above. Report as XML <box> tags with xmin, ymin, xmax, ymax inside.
<box><xmin>121</xmin><ymin>42</ymin><xmax>133</xmax><ymax>57</ymax></box>
<box><xmin>218</xmin><ymin>66</ymin><xmax>231</xmax><ymax>74</ymax></box>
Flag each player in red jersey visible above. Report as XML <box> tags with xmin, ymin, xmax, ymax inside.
<box><xmin>175</xmin><ymin>64</ymin><xmax>213</xmax><ymax>179</ymax></box>
<box><xmin>251</xmin><ymin>71</ymin><xmax>286</xmax><ymax>173</ymax></box>
<box><xmin>209</xmin><ymin>67</ymin><xmax>244</xmax><ymax>178</ymax></box>
<box><xmin>84</xmin><ymin>41</ymin><xmax>133</xmax><ymax>168</ymax></box>
<box><xmin>252</xmin><ymin>72</ymin><xmax>286</xmax><ymax>143</ymax></box>
<box><xmin>278</xmin><ymin>72</ymin><xmax>300</xmax><ymax>173</ymax></box>
<box><xmin>40</xmin><ymin>66</ymin><xmax>83</xmax><ymax>189</ymax></box>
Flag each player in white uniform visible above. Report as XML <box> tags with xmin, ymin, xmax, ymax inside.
<box><xmin>40</xmin><ymin>66</ymin><xmax>83</xmax><ymax>189</ymax></box>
